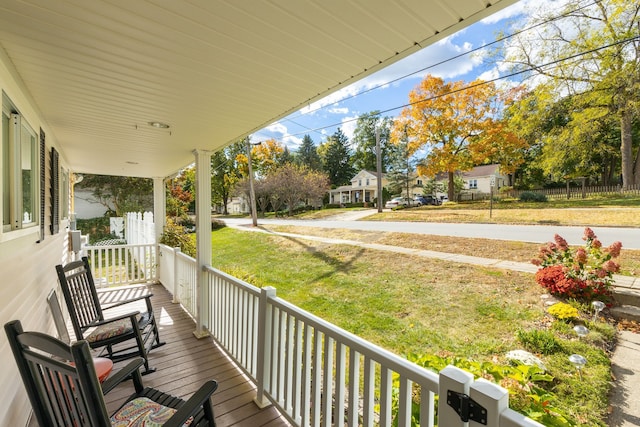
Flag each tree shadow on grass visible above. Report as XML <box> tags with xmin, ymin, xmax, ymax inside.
<box><xmin>260</xmin><ymin>228</ymin><xmax>365</xmax><ymax>284</ymax></box>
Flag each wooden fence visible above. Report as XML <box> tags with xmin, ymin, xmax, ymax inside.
<box><xmin>457</xmin><ymin>184</ymin><xmax>640</xmax><ymax>202</ymax></box>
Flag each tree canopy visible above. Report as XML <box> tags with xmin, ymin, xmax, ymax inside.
<box><xmin>75</xmin><ymin>174</ymin><xmax>152</xmax><ymax>216</ymax></box>
<box><xmin>502</xmin><ymin>0</ymin><xmax>640</xmax><ymax>187</ymax></box>
<box><xmin>391</xmin><ymin>75</ymin><xmax>525</xmax><ymax>199</ymax></box>
<box><xmin>351</xmin><ymin>112</ymin><xmax>399</xmax><ymax>173</ymax></box>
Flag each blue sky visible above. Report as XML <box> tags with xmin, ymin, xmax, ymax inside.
<box><xmin>251</xmin><ymin>0</ymin><xmax>562</xmax><ymax>151</ymax></box>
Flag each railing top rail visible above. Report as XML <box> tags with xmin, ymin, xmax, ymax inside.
<box><xmin>203</xmin><ymin>265</ymin><xmax>261</xmax><ymax>297</ymax></box>
<box><xmin>85</xmin><ymin>242</ymin><xmax>156</xmax><ymax>250</ymax></box>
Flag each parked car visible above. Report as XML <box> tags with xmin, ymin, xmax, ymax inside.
<box><xmin>414</xmin><ymin>195</ymin><xmax>441</xmax><ymax>206</ymax></box>
<box><xmin>385</xmin><ymin>197</ymin><xmax>415</xmax><ymax>209</ymax></box>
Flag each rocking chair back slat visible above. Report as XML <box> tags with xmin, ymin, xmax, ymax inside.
<box><xmin>58</xmin><ymin>261</ymin><xmax>103</xmax><ymax>339</ymax></box>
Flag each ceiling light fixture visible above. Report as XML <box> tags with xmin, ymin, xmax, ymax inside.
<box><xmin>148</xmin><ymin>121</ymin><xmax>170</xmax><ymax>129</ymax></box>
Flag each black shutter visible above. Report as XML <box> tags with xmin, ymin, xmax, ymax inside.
<box><xmin>50</xmin><ymin>147</ymin><xmax>59</xmax><ymax>234</ymax></box>
<box><xmin>39</xmin><ymin>129</ymin><xmax>45</xmax><ymax>242</ymax></box>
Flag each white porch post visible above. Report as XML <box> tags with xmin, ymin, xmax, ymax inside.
<box><xmin>193</xmin><ymin>149</ymin><xmax>213</xmax><ymax>338</ymax></box>
<box><xmin>153</xmin><ymin>177</ymin><xmax>166</xmax><ymax>244</ymax></box>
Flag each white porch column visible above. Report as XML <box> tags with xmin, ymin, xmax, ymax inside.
<box><xmin>194</xmin><ymin>149</ymin><xmax>213</xmax><ymax>338</ymax></box>
<box><xmin>153</xmin><ymin>177</ymin><xmax>166</xmax><ymax>243</ymax></box>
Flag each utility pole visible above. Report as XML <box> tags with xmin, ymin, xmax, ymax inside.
<box><xmin>246</xmin><ymin>137</ymin><xmax>259</xmax><ymax>226</ymax></box>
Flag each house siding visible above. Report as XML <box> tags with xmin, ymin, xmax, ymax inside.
<box><xmin>1</xmin><ymin>47</ymin><xmax>70</xmax><ymax>427</ymax></box>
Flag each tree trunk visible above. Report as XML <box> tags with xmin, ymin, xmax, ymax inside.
<box><xmin>447</xmin><ymin>171</ymin><xmax>455</xmax><ymax>201</ymax></box>
<box><xmin>620</xmin><ymin>107</ymin><xmax>634</xmax><ymax>188</ymax></box>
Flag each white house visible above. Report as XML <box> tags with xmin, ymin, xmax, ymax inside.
<box><xmin>460</xmin><ymin>164</ymin><xmax>509</xmax><ymax>193</ymax></box>
<box><xmin>328</xmin><ymin>170</ymin><xmax>387</xmax><ymax>205</ymax></box>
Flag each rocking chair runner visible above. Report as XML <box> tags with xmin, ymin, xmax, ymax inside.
<box><xmin>5</xmin><ymin>320</ymin><xmax>217</xmax><ymax>427</ymax></box>
<box><xmin>55</xmin><ymin>256</ymin><xmax>164</xmax><ymax>374</ymax></box>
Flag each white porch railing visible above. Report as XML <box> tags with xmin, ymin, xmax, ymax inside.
<box><xmin>84</xmin><ymin>243</ymin><xmax>157</xmax><ymax>287</ymax></box>
<box><xmin>156</xmin><ymin>243</ymin><xmax>543</xmax><ymax>427</ymax></box>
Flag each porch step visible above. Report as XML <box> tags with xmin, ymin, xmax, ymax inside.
<box><xmin>610</xmin><ymin>305</ymin><xmax>640</xmax><ymax>323</ymax></box>
<box><xmin>613</xmin><ymin>289</ymin><xmax>640</xmax><ymax>307</ymax></box>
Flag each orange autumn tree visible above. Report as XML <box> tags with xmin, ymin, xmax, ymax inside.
<box><xmin>251</xmin><ymin>138</ymin><xmax>287</xmax><ymax>176</ymax></box>
<box><xmin>391</xmin><ymin>75</ymin><xmax>527</xmax><ymax>200</ymax></box>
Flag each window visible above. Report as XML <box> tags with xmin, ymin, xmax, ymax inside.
<box><xmin>468</xmin><ymin>179</ymin><xmax>478</xmax><ymax>189</ymax></box>
<box><xmin>2</xmin><ymin>93</ymin><xmax>39</xmax><ymax>232</ymax></box>
<box><xmin>366</xmin><ymin>178</ymin><xmax>370</xmax><ymax>185</ymax></box>
<box><xmin>416</xmin><ymin>179</ymin><xmax>423</xmax><ymax>186</ymax></box>
<box><xmin>358</xmin><ymin>179</ymin><xmax>362</xmax><ymax>186</ymax></box>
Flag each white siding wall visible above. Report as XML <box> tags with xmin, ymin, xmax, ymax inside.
<box><xmin>1</xmin><ymin>46</ymin><xmax>70</xmax><ymax>427</ymax></box>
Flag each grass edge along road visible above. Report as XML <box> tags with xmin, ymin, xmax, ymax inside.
<box><xmin>210</xmin><ymin>226</ymin><xmax>616</xmax><ymax>426</ymax></box>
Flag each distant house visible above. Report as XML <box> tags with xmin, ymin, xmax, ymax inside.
<box><xmin>460</xmin><ymin>164</ymin><xmax>508</xmax><ymax>193</ymax></box>
<box><xmin>434</xmin><ymin>164</ymin><xmax>508</xmax><ymax>199</ymax></box>
<box><xmin>328</xmin><ymin>170</ymin><xmax>387</xmax><ymax>205</ymax></box>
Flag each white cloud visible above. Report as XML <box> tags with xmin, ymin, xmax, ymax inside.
<box><xmin>328</xmin><ymin>107</ymin><xmax>349</xmax><ymax>115</ymax></box>
<box><xmin>265</xmin><ymin>122</ymin><xmax>288</xmax><ymax>135</ymax></box>
<box><xmin>340</xmin><ymin>116</ymin><xmax>359</xmax><ymax>141</ymax></box>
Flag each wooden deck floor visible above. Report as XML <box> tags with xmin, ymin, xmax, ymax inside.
<box><xmin>99</xmin><ymin>283</ymin><xmax>292</xmax><ymax>427</ymax></box>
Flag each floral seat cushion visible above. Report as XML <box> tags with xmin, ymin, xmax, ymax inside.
<box><xmin>111</xmin><ymin>397</ymin><xmax>192</xmax><ymax>426</ymax></box>
<box><xmin>86</xmin><ymin>318</ymin><xmax>132</xmax><ymax>343</ymax></box>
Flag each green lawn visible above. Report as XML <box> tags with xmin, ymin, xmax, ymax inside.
<box><xmin>209</xmin><ymin>226</ymin><xmax>615</xmax><ymax>426</ymax></box>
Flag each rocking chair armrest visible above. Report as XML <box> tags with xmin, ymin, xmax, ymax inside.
<box><xmin>101</xmin><ymin>357</ymin><xmax>146</xmax><ymax>395</ymax></box>
<box><xmin>162</xmin><ymin>380</ymin><xmax>218</xmax><ymax>427</ymax></box>
<box><xmin>101</xmin><ymin>294</ymin><xmax>154</xmax><ymax>311</ymax></box>
<box><xmin>89</xmin><ymin>311</ymin><xmax>141</xmax><ymax>327</ymax></box>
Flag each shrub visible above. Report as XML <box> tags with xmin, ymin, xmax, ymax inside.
<box><xmin>531</xmin><ymin>228</ymin><xmax>621</xmax><ymax>302</ymax></box>
<box><xmin>211</xmin><ymin>219</ymin><xmax>226</xmax><ymax>231</ymax></box>
<box><xmin>547</xmin><ymin>302</ymin><xmax>579</xmax><ymax>321</ymax></box>
<box><xmin>516</xmin><ymin>329</ymin><xmax>562</xmax><ymax>354</ymax></box>
<box><xmin>519</xmin><ymin>191</ymin><xmax>548</xmax><ymax>202</ymax></box>
<box><xmin>76</xmin><ymin>217</ymin><xmax>113</xmax><ymax>244</ymax></box>
<box><xmin>159</xmin><ymin>218</ymin><xmax>196</xmax><ymax>257</ymax></box>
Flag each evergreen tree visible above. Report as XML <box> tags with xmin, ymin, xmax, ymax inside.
<box><xmin>321</xmin><ymin>128</ymin><xmax>355</xmax><ymax>187</ymax></box>
<box><xmin>296</xmin><ymin>134</ymin><xmax>322</xmax><ymax>170</ymax></box>
<box><xmin>279</xmin><ymin>146</ymin><xmax>294</xmax><ymax>166</ymax></box>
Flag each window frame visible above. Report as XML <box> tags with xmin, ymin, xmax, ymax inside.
<box><xmin>1</xmin><ymin>93</ymin><xmax>40</xmax><ymax>235</ymax></box>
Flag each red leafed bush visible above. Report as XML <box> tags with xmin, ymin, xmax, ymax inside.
<box><xmin>531</xmin><ymin>228</ymin><xmax>622</xmax><ymax>302</ymax></box>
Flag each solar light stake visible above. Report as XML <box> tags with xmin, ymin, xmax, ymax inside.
<box><xmin>592</xmin><ymin>301</ymin><xmax>605</xmax><ymax>322</ymax></box>
<box><xmin>569</xmin><ymin>354</ymin><xmax>587</xmax><ymax>379</ymax></box>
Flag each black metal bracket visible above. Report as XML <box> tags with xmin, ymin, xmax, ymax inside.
<box><xmin>447</xmin><ymin>390</ymin><xmax>488</xmax><ymax>425</ymax></box>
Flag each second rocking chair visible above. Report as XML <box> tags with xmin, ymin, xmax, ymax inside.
<box><xmin>55</xmin><ymin>256</ymin><xmax>164</xmax><ymax>374</ymax></box>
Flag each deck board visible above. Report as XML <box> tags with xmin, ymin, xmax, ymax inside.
<box><xmin>97</xmin><ymin>283</ymin><xmax>292</xmax><ymax>427</ymax></box>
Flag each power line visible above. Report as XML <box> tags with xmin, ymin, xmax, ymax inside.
<box><xmin>282</xmin><ymin>34</ymin><xmax>639</xmax><ymax>140</ymax></box>
<box><xmin>281</xmin><ymin>0</ymin><xmax>603</xmax><ymax>123</ymax></box>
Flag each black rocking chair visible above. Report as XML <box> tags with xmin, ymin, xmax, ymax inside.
<box><xmin>55</xmin><ymin>256</ymin><xmax>164</xmax><ymax>374</ymax></box>
<box><xmin>5</xmin><ymin>319</ymin><xmax>217</xmax><ymax>427</ymax></box>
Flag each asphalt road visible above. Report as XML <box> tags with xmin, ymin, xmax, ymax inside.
<box><xmin>221</xmin><ymin>210</ymin><xmax>640</xmax><ymax>249</ymax></box>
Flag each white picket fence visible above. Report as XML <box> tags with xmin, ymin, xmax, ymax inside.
<box><xmin>125</xmin><ymin>211</ymin><xmax>155</xmax><ymax>244</ymax></box>
<box><xmin>157</xmin><ymin>243</ymin><xmax>543</xmax><ymax>427</ymax></box>
<box><xmin>83</xmin><ymin>212</ymin><xmax>157</xmax><ymax>287</ymax></box>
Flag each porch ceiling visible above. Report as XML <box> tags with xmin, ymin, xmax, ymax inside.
<box><xmin>0</xmin><ymin>0</ymin><xmax>518</xmax><ymax>178</ymax></box>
